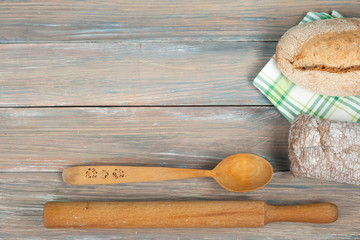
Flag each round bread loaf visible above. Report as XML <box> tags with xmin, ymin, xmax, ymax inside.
<box><xmin>276</xmin><ymin>18</ymin><xmax>360</xmax><ymax>96</ymax></box>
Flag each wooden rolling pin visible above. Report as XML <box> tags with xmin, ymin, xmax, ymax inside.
<box><xmin>43</xmin><ymin>201</ymin><xmax>338</xmax><ymax>228</ymax></box>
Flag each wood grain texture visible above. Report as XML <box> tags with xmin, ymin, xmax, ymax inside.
<box><xmin>0</xmin><ymin>107</ymin><xmax>290</xmax><ymax>172</ymax></box>
<box><xmin>1</xmin><ymin>172</ymin><xmax>359</xmax><ymax>239</ymax></box>
<box><xmin>1</xmin><ymin>1</ymin><xmax>359</xmax><ymax>239</ymax></box>
<box><xmin>42</xmin><ymin>201</ymin><xmax>337</xmax><ymax>228</ymax></box>
<box><xmin>0</xmin><ymin>42</ymin><xmax>274</xmax><ymax>107</ymax></box>
<box><xmin>0</xmin><ymin>0</ymin><xmax>359</xmax><ymax>42</ymax></box>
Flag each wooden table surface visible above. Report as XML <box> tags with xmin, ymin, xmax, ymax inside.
<box><xmin>1</xmin><ymin>1</ymin><xmax>359</xmax><ymax>239</ymax></box>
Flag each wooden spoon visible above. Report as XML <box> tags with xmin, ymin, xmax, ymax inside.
<box><xmin>62</xmin><ymin>153</ymin><xmax>273</xmax><ymax>192</ymax></box>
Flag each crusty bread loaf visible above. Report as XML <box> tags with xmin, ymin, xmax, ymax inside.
<box><xmin>276</xmin><ymin>18</ymin><xmax>360</xmax><ymax>96</ymax></box>
<box><xmin>288</xmin><ymin>114</ymin><xmax>360</xmax><ymax>184</ymax></box>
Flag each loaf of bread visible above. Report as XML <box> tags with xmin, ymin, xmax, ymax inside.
<box><xmin>288</xmin><ymin>114</ymin><xmax>359</xmax><ymax>184</ymax></box>
<box><xmin>276</xmin><ymin>18</ymin><xmax>360</xmax><ymax>96</ymax></box>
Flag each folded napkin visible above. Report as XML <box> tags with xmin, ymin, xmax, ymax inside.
<box><xmin>253</xmin><ymin>11</ymin><xmax>360</xmax><ymax>123</ymax></box>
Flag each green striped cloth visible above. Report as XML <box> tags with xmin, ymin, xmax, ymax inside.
<box><xmin>253</xmin><ymin>11</ymin><xmax>360</xmax><ymax>123</ymax></box>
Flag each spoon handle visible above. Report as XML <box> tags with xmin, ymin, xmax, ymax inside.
<box><xmin>63</xmin><ymin>166</ymin><xmax>212</xmax><ymax>185</ymax></box>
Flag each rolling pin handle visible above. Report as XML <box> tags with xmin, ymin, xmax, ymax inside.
<box><xmin>265</xmin><ymin>203</ymin><xmax>338</xmax><ymax>225</ymax></box>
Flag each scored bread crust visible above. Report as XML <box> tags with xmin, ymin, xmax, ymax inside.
<box><xmin>276</xmin><ymin>18</ymin><xmax>360</xmax><ymax>96</ymax></box>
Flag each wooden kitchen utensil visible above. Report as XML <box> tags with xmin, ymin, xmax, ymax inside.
<box><xmin>62</xmin><ymin>153</ymin><xmax>273</xmax><ymax>192</ymax></box>
<box><xmin>43</xmin><ymin>201</ymin><xmax>338</xmax><ymax>228</ymax></box>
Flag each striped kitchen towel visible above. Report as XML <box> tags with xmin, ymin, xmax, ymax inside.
<box><xmin>253</xmin><ymin>11</ymin><xmax>360</xmax><ymax>123</ymax></box>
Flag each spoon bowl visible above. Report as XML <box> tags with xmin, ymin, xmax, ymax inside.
<box><xmin>212</xmin><ymin>153</ymin><xmax>273</xmax><ymax>192</ymax></box>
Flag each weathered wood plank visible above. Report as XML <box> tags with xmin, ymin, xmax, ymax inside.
<box><xmin>0</xmin><ymin>0</ymin><xmax>359</xmax><ymax>42</ymax></box>
<box><xmin>0</xmin><ymin>172</ymin><xmax>359</xmax><ymax>239</ymax></box>
<box><xmin>0</xmin><ymin>42</ymin><xmax>274</xmax><ymax>107</ymax></box>
<box><xmin>0</xmin><ymin>107</ymin><xmax>290</xmax><ymax>172</ymax></box>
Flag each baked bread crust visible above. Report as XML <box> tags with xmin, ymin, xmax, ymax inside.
<box><xmin>288</xmin><ymin>114</ymin><xmax>360</xmax><ymax>184</ymax></box>
<box><xmin>276</xmin><ymin>18</ymin><xmax>360</xmax><ymax>96</ymax></box>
